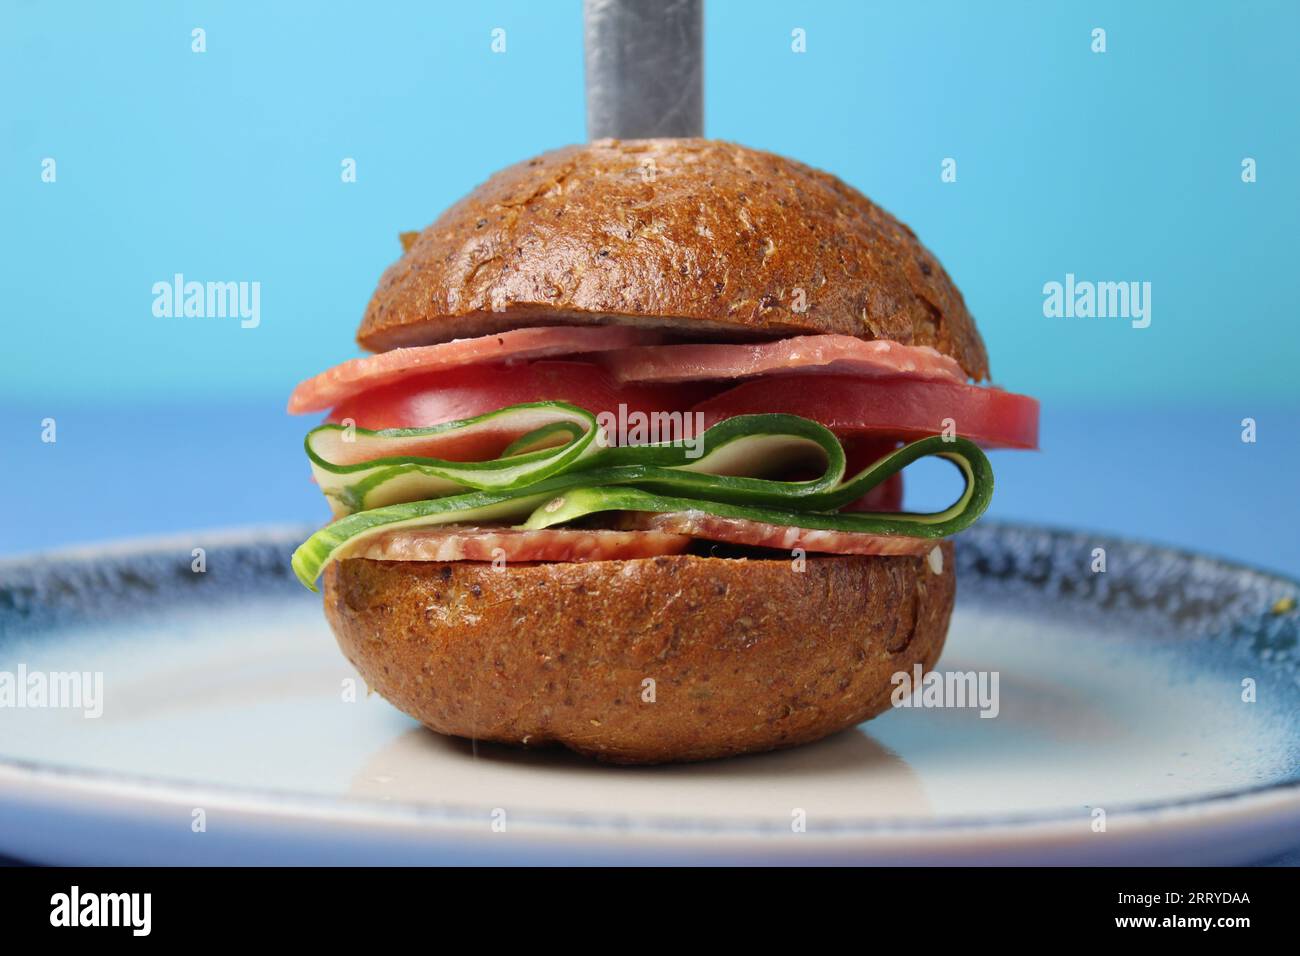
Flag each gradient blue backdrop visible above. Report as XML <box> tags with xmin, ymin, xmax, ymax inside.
<box><xmin>2</xmin><ymin>0</ymin><xmax>1297</xmax><ymax>573</ymax></box>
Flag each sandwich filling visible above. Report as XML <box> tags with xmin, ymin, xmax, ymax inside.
<box><xmin>288</xmin><ymin>326</ymin><xmax>1038</xmax><ymax>590</ymax></box>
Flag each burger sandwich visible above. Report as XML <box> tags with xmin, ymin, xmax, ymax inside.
<box><xmin>288</xmin><ymin>139</ymin><xmax>1038</xmax><ymax>764</ymax></box>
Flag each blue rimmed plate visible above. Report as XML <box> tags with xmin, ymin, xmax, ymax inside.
<box><xmin>0</xmin><ymin>523</ymin><xmax>1296</xmax><ymax>865</ymax></box>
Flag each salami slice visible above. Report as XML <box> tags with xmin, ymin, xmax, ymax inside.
<box><xmin>622</xmin><ymin>511</ymin><xmax>937</xmax><ymax>557</ymax></box>
<box><xmin>289</xmin><ymin>326</ymin><xmax>663</xmax><ymax>414</ymax></box>
<box><xmin>600</xmin><ymin>334</ymin><xmax>965</xmax><ymax>386</ymax></box>
<box><xmin>342</xmin><ymin>526</ymin><xmax>691</xmax><ymax>563</ymax></box>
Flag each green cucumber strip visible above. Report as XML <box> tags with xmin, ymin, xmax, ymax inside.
<box><xmin>500</xmin><ymin>421</ymin><xmax>585</xmax><ymax>456</ymax></box>
<box><xmin>290</xmin><ymin>490</ymin><xmax>554</xmax><ymax>591</ymax></box>
<box><xmin>290</xmin><ymin>428</ymin><xmax>993</xmax><ymax>589</ymax></box>
<box><xmin>522</xmin><ymin>444</ymin><xmax>990</xmax><ymax>538</ymax></box>
<box><xmin>499</xmin><ymin>432</ymin><xmax>983</xmax><ymax>516</ymax></box>
<box><xmin>306</xmin><ymin>403</ymin><xmax>599</xmax><ymax>514</ymax></box>
<box><xmin>325</xmin><ymin>411</ymin><xmax>849</xmax><ymax>513</ymax></box>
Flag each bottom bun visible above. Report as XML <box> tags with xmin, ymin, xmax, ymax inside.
<box><xmin>323</xmin><ymin>545</ymin><xmax>954</xmax><ymax>764</ymax></box>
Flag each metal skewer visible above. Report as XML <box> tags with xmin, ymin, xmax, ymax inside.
<box><xmin>583</xmin><ymin>0</ymin><xmax>704</xmax><ymax>139</ymax></box>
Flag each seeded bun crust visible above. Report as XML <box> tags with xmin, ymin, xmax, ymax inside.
<box><xmin>323</xmin><ymin>545</ymin><xmax>954</xmax><ymax>764</ymax></box>
<box><xmin>359</xmin><ymin>139</ymin><xmax>989</xmax><ymax>381</ymax></box>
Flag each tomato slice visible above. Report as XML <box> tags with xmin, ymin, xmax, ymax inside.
<box><xmin>328</xmin><ymin>360</ymin><xmax>718</xmax><ymax>430</ymax></box>
<box><xmin>774</xmin><ymin>437</ymin><xmax>902</xmax><ymax>511</ymax></box>
<box><xmin>693</xmin><ymin>375</ymin><xmax>1039</xmax><ymax>450</ymax></box>
<box><xmin>843</xmin><ymin>437</ymin><xmax>904</xmax><ymax>511</ymax></box>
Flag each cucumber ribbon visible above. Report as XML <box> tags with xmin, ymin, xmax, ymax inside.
<box><xmin>292</xmin><ymin>402</ymin><xmax>993</xmax><ymax>590</ymax></box>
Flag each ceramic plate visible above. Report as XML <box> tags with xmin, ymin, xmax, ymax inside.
<box><xmin>0</xmin><ymin>523</ymin><xmax>1297</xmax><ymax>865</ymax></box>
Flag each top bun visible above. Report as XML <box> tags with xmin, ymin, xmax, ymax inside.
<box><xmin>359</xmin><ymin>139</ymin><xmax>988</xmax><ymax>380</ymax></box>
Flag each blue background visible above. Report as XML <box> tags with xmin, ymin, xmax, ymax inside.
<box><xmin>2</xmin><ymin>0</ymin><xmax>1297</xmax><ymax>575</ymax></box>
